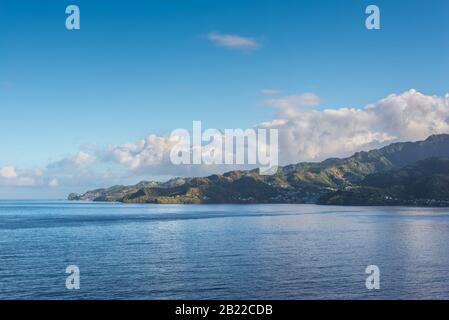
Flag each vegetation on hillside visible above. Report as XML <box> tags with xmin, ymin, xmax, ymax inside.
<box><xmin>68</xmin><ymin>134</ymin><xmax>449</xmax><ymax>206</ymax></box>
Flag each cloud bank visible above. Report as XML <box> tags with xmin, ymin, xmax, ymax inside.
<box><xmin>1</xmin><ymin>89</ymin><xmax>449</xmax><ymax>191</ymax></box>
<box><xmin>259</xmin><ymin>89</ymin><xmax>449</xmax><ymax>163</ymax></box>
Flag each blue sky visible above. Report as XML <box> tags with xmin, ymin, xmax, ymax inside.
<box><xmin>0</xmin><ymin>0</ymin><xmax>448</xmax><ymax>198</ymax></box>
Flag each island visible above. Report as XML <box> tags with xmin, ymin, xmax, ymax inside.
<box><xmin>69</xmin><ymin>134</ymin><xmax>449</xmax><ymax>207</ymax></box>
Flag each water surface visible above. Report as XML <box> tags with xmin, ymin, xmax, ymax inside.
<box><xmin>1</xmin><ymin>201</ymin><xmax>448</xmax><ymax>299</ymax></box>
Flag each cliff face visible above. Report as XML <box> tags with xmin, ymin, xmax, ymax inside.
<box><xmin>68</xmin><ymin>134</ymin><xmax>449</xmax><ymax>206</ymax></box>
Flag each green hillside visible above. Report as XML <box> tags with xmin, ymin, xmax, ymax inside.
<box><xmin>68</xmin><ymin>134</ymin><xmax>449</xmax><ymax>206</ymax></box>
<box><xmin>319</xmin><ymin>157</ymin><xmax>449</xmax><ymax>206</ymax></box>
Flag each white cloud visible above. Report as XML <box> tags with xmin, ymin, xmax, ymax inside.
<box><xmin>260</xmin><ymin>89</ymin><xmax>449</xmax><ymax>164</ymax></box>
<box><xmin>2</xmin><ymin>89</ymin><xmax>449</xmax><ymax>190</ymax></box>
<box><xmin>0</xmin><ymin>166</ymin><xmax>18</xmax><ymax>179</ymax></box>
<box><xmin>0</xmin><ymin>151</ymin><xmax>100</xmax><ymax>189</ymax></box>
<box><xmin>368</xmin><ymin>89</ymin><xmax>449</xmax><ymax>141</ymax></box>
<box><xmin>103</xmin><ymin>134</ymin><xmax>173</xmax><ymax>169</ymax></box>
<box><xmin>47</xmin><ymin>151</ymin><xmax>96</xmax><ymax>171</ymax></box>
<box><xmin>74</xmin><ymin>151</ymin><xmax>96</xmax><ymax>168</ymax></box>
<box><xmin>0</xmin><ymin>166</ymin><xmax>37</xmax><ymax>186</ymax></box>
<box><xmin>48</xmin><ymin>178</ymin><xmax>59</xmax><ymax>187</ymax></box>
<box><xmin>207</xmin><ymin>32</ymin><xmax>259</xmax><ymax>49</ymax></box>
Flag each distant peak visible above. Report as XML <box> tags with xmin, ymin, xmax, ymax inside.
<box><xmin>425</xmin><ymin>133</ymin><xmax>449</xmax><ymax>141</ymax></box>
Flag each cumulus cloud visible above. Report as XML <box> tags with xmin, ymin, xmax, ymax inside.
<box><xmin>101</xmin><ymin>134</ymin><xmax>173</xmax><ymax>169</ymax></box>
<box><xmin>0</xmin><ymin>166</ymin><xmax>40</xmax><ymax>187</ymax></box>
<box><xmin>0</xmin><ymin>152</ymin><xmax>100</xmax><ymax>189</ymax></box>
<box><xmin>260</xmin><ymin>89</ymin><xmax>449</xmax><ymax>164</ymax></box>
<box><xmin>74</xmin><ymin>151</ymin><xmax>96</xmax><ymax>167</ymax></box>
<box><xmin>47</xmin><ymin>151</ymin><xmax>96</xmax><ymax>171</ymax></box>
<box><xmin>98</xmin><ymin>132</ymin><xmax>248</xmax><ymax>177</ymax></box>
<box><xmin>368</xmin><ymin>89</ymin><xmax>449</xmax><ymax>141</ymax></box>
<box><xmin>207</xmin><ymin>32</ymin><xmax>259</xmax><ymax>49</ymax></box>
<box><xmin>99</xmin><ymin>90</ymin><xmax>449</xmax><ymax>173</ymax></box>
<box><xmin>2</xmin><ymin>89</ymin><xmax>449</xmax><ymax>190</ymax></box>
<box><xmin>0</xmin><ymin>166</ymin><xmax>18</xmax><ymax>179</ymax></box>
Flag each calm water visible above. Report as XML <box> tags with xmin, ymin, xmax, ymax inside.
<box><xmin>0</xmin><ymin>201</ymin><xmax>449</xmax><ymax>299</ymax></box>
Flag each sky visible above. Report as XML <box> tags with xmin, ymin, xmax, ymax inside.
<box><xmin>0</xmin><ymin>0</ymin><xmax>448</xmax><ymax>198</ymax></box>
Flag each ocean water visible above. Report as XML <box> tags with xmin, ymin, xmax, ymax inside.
<box><xmin>0</xmin><ymin>200</ymin><xmax>449</xmax><ymax>300</ymax></box>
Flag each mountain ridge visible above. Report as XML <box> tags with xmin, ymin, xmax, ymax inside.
<box><xmin>68</xmin><ymin>134</ymin><xmax>449</xmax><ymax>206</ymax></box>
<box><xmin>318</xmin><ymin>157</ymin><xmax>449</xmax><ymax>206</ymax></box>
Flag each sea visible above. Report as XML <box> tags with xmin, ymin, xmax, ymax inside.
<box><xmin>1</xmin><ymin>200</ymin><xmax>448</xmax><ymax>299</ymax></box>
